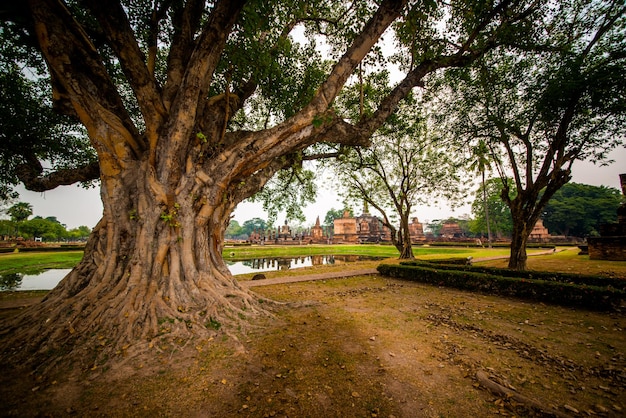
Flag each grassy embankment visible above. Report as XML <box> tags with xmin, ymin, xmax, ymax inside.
<box><xmin>4</xmin><ymin>245</ymin><xmax>621</xmax><ymax>279</ymax></box>
<box><xmin>0</xmin><ymin>244</ymin><xmax>519</xmax><ymax>276</ymax></box>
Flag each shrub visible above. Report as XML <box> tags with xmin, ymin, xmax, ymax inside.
<box><xmin>377</xmin><ymin>263</ymin><xmax>625</xmax><ymax>312</ymax></box>
<box><xmin>400</xmin><ymin>260</ymin><xmax>626</xmax><ymax>291</ymax></box>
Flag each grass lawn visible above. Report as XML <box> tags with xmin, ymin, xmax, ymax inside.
<box><xmin>0</xmin><ymin>244</ymin><xmax>581</xmax><ymax>276</ymax></box>
<box><xmin>0</xmin><ymin>251</ymin><xmax>84</xmax><ymax>275</ymax></box>
<box><xmin>477</xmin><ymin>246</ymin><xmax>626</xmax><ymax>278</ymax></box>
<box><xmin>0</xmin><ymin>245</ymin><xmax>514</xmax><ymax>276</ymax></box>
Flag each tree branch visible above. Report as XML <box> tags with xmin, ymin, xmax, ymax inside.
<box><xmin>163</xmin><ymin>0</ymin><xmax>205</xmax><ymax>110</ymax></box>
<box><xmin>82</xmin><ymin>0</ymin><xmax>166</xmax><ymax>133</ymax></box>
<box><xmin>158</xmin><ymin>0</ymin><xmax>246</xmax><ymax>189</ymax></box>
<box><xmin>28</xmin><ymin>0</ymin><xmax>143</xmax><ymax>159</ymax></box>
<box><xmin>17</xmin><ymin>162</ymin><xmax>100</xmax><ymax>192</ymax></box>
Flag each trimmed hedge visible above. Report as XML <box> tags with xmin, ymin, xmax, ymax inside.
<box><xmin>401</xmin><ymin>260</ymin><xmax>626</xmax><ymax>291</ymax></box>
<box><xmin>377</xmin><ymin>263</ymin><xmax>625</xmax><ymax>312</ymax></box>
<box><xmin>423</xmin><ymin>242</ymin><xmax>556</xmax><ymax>249</ymax></box>
<box><xmin>0</xmin><ymin>246</ymin><xmax>85</xmax><ymax>253</ymax></box>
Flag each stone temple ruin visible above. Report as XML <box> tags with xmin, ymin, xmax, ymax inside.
<box><xmin>243</xmin><ymin>196</ymin><xmax>583</xmax><ymax>246</ymax></box>
<box><xmin>587</xmin><ymin>174</ymin><xmax>626</xmax><ymax>261</ymax></box>
<box><xmin>332</xmin><ymin>208</ymin><xmax>390</xmax><ymax>243</ymax></box>
<box><xmin>245</xmin><ymin>205</ymin><xmax>431</xmax><ymax>245</ymax></box>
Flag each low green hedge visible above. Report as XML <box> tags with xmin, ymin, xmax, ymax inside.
<box><xmin>400</xmin><ymin>260</ymin><xmax>626</xmax><ymax>291</ymax></box>
<box><xmin>3</xmin><ymin>246</ymin><xmax>85</xmax><ymax>253</ymax></box>
<box><xmin>424</xmin><ymin>242</ymin><xmax>557</xmax><ymax>249</ymax></box>
<box><xmin>377</xmin><ymin>263</ymin><xmax>625</xmax><ymax>312</ymax></box>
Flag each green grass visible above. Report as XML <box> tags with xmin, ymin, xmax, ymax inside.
<box><xmin>0</xmin><ymin>251</ymin><xmax>85</xmax><ymax>275</ymax></box>
<box><xmin>223</xmin><ymin>243</ymin><xmax>513</xmax><ymax>260</ymax></box>
<box><xmin>0</xmin><ymin>244</ymin><xmax>524</xmax><ymax>276</ymax></box>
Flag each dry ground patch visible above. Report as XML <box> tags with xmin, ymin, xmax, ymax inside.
<box><xmin>1</xmin><ymin>258</ymin><xmax>625</xmax><ymax>417</ymax></box>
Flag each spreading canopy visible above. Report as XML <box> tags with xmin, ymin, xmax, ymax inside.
<box><xmin>0</xmin><ymin>0</ymin><xmax>542</xmax><ymax>206</ymax></box>
<box><xmin>0</xmin><ymin>0</ymin><xmax>551</xmax><ymax>371</ymax></box>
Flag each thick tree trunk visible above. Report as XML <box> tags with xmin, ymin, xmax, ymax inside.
<box><xmin>508</xmin><ymin>213</ymin><xmax>530</xmax><ymax>271</ymax></box>
<box><xmin>395</xmin><ymin>215</ymin><xmax>414</xmax><ymax>260</ymax></box>
<box><xmin>0</xmin><ymin>161</ymin><xmax>266</xmax><ymax>372</ymax></box>
<box><xmin>509</xmin><ymin>225</ymin><xmax>529</xmax><ymax>270</ymax></box>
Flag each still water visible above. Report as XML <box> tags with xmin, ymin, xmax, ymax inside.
<box><xmin>0</xmin><ymin>269</ymin><xmax>73</xmax><ymax>291</ymax></box>
<box><xmin>225</xmin><ymin>254</ymin><xmax>377</xmax><ymax>275</ymax></box>
<box><xmin>0</xmin><ymin>255</ymin><xmax>377</xmax><ymax>291</ymax></box>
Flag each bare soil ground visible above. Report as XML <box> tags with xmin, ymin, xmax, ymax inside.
<box><xmin>1</xmin><ymin>255</ymin><xmax>625</xmax><ymax>417</ymax></box>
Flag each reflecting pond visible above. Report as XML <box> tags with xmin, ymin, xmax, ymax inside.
<box><xmin>0</xmin><ymin>255</ymin><xmax>380</xmax><ymax>291</ymax></box>
<box><xmin>225</xmin><ymin>254</ymin><xmax>381</xmax><ymax>275</ymax></box>
<box><xmin>0</xmin><ymin>269</ymin><xmax>72</xmax><ymax>291</ymax></box>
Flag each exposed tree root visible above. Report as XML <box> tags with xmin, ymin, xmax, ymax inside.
<box><xmin>476</xmin><ymin>370</ymin><xmax>572</xmax><ymax>418</ymax></box>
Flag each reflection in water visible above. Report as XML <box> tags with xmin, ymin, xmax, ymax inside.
<box><xmin>0</xmin><ymin>273</ymin><xmax>23</xmax><ymax>291</ymax></box>
<box><xmin>227</xmin><ymin>255</ymin><xmax>379</xmax><ymax>275</ymax></box>
<box><xmin>1</xmin><ymin>255</ymin><xmax>377</xmax><ymax>290</ymax></box>
<box><xmin>0</xmin><ymin>269</ymin><xmax>72</xmax><ymax>291</ymax></box>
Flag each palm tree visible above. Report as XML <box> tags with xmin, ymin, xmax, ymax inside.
<box><xmin>470</xmin><ymin>140</ymin><xmax>492</xmax><ymax>248</ymax></box>
<box><xmin>7</xmin><ymin>202</ymin><xmax>33</xmax><ymax>237</ymax></box>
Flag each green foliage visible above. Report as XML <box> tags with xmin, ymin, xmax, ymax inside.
<box><xmin>240</xmin><ymin>218</ymin><xmax>267</xmax><ymax>237</ymax></box>
<box><xmin>66</xmin><ymin>226</ymin><xmax>91</xmax><ymax>241</ymax></box>
<box><xmin>21</xmin><ymin>217</ymin><xmax>67</xmax><ymax>241</ymax></box>
<box><xmin>433</xmin><ymin>0</ymin><xmax>626</xmax><ymax>267</ymax></box>
<box><xmin>470</xmin><ymin>178</ymin><xmax>514</xmax><ymax>238</ymax></box>
<box><xmin>0</xmin><ymin>23</ymin><xmax>96</xmax><ymax>202</ymax></box>
<box><xmin>406</xmin><ymin>260</ymin><xmax>625</xmax><ymax>290</ymax></box>
<box><xmin>542</xmin><ymin>183</ymin><xmax>622</xmax><ymax>237</ymax></box>
<box><xmin>333</xmin><ymin>98</ymin><xmax>465</xmax><ymax>252</ymax></box>
<box><xmin>249</xmin><ymin>164</ymin><xmax>317</xmax><ymax>226</ymax></box>
<box><xmin>225</xmin><ymin>220</ymin><xmax>243</xmax><ymax>239</ymax></box>
<box><xmin>323</xmin><ymin>208</ymin><xmax>349</xmax><ymax>227</ymax></box>
<box><xmin>159</xmin><ymin>203</ymin><xmax>181</xmax><ymax>227</ymax></box>
<box><xmin>7</xmin><ymin>202</ymin><xmax>32</xmax><ymax>223</ymax></box>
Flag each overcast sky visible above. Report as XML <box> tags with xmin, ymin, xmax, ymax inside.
<box><xmin>10</xmin><ymin>23</ymin><xmax>624</xmax><ymax>231</ymax></box>
<box><xmin>14</xmin><ymin>147</ymin><xmax>625</xmax><ymax>230</ymax></box>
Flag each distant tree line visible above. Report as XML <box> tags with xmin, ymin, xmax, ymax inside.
<box><xmin>439</xmin><ymin>181</ymin><xmax>622</xmax><ymax>239</ymax></box>
<box><xmin>0</xmin><ymin>202</ymin><xmax>91</xmax><ymax>241</ymax></box>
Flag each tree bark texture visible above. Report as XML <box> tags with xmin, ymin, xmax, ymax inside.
<box><xmin>398</xmin><ymin>214</ymin><xmax>415</xmax><ymax>259</ymax></box>
<box><xmin>508</xmin><ymin>215</ymin><xmax>530</xmax><ymax>270</ymax></box>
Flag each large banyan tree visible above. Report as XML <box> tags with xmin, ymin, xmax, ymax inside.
<box><xmin>0</xmin><ymin>0</ymin><xmax>539</xmax><ymax>370</ymax></box>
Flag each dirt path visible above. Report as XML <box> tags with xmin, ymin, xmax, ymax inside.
<box><xmin>243</xmin><ymin>268</ymin><xmax>379</xmax><ymax>287</ymax></box>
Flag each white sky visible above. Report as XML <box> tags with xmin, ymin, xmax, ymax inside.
<box><xmin>14</xmin><ymin>146</ymin><xmax>625</xmax><ymax>229</ymax></box>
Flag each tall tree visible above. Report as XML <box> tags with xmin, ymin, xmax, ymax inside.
<box><xmin>241</xmin><ymin>217</ymin><xmax>268</xmax><ymax>237</ymax></box>
<box><xmin>436</xmin><ymin>0</ymin><xmax>626</xmax><ymax>269</ymax></box>
<box><xmin>7</xmin><ymin>201</ymin><xmax>32</xmax><ymax>236</ymax></box>
<box><xmin>469</xmin><ymin>177</ymin><xmax>514</xmax><ymax>239</ymax></box>
<box><xmin>335</xmin><ymin>100</ymin><xmax>462</xmax><ymax>258</ymax></box>
<box><xmin>224</xmin><ymin>219</ymin><xmax>243</xmax><ymax>239</ymax></box>
<box><xmin>22</xmin><ymin>216</ymin><xmax>67</xmax><ymax>241</ymax></box>
<box><xmin>324</xmin><ymin>208</ymin><xmax>347</xmax><ymax>227</ymax></box>
<box><xmin>0</xmin><ymin>0</ymin><xmax>543</xmax><ymax>370</ymax></box>
<box><xmin>469</xmin><ymin>140</ymin><xmax>493</xmax><ymax>247</ymax></box>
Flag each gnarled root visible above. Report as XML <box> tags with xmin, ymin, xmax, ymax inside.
<box><xmin>476</xmin><ymin>370</ymin><xmax>572</xmax><ymax>418</ymax></box>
